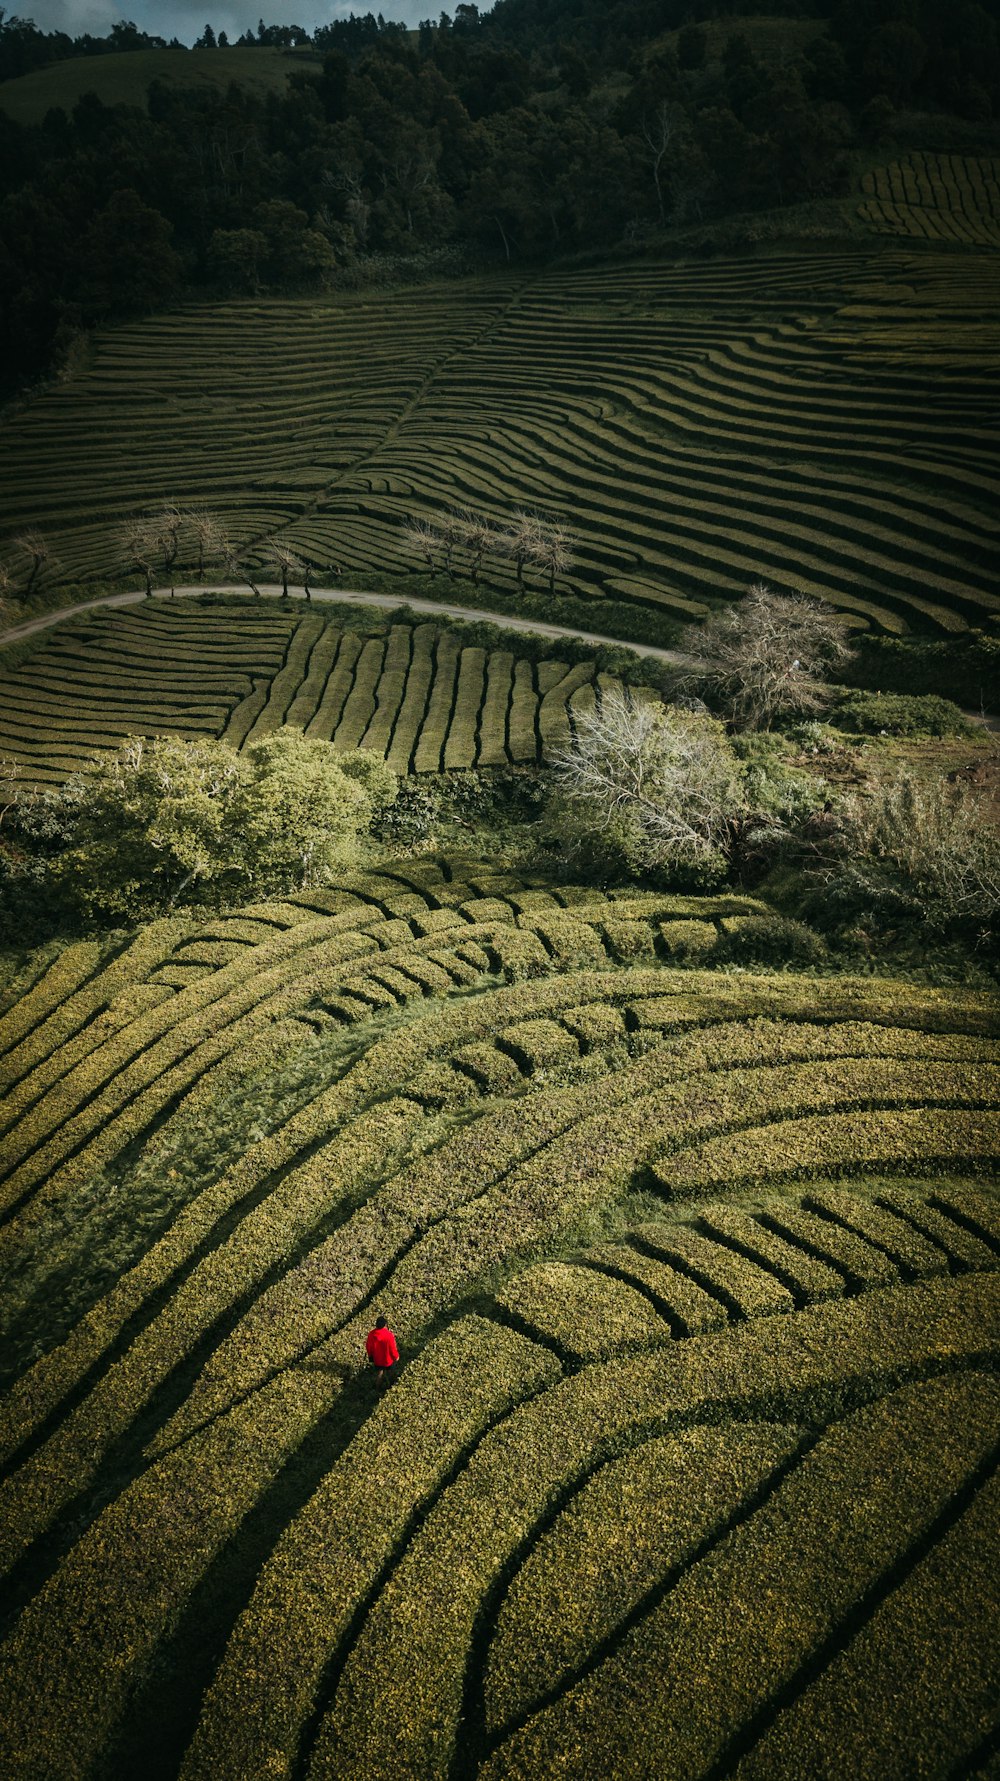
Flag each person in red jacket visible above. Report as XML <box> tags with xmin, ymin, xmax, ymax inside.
<box><xmin>365</xmin><ymin>1316</ymin><xmax>399</xmax><ymax>1386</ymax></box>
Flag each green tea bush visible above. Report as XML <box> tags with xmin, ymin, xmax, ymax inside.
<box><xmin>843</xmin><ymin>632</ymin><xmax>1000</xmax><ymax>711</ymax></box>
<box><xmin>831</xmin><ymin>689</ymin><xmax>978</xmax><ymax>737</ymax></box>
<box><xmin>715</xmin><ymin>911</ymin><xmax>828</xmax><ymax>967</ymax></box>
<box><xmin>483</xmin><ymin>1374</ymin><xmax>1000</xmax><ymax>1781</ymax></box>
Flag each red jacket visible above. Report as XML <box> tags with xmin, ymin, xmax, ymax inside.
<box><xmin>366</xmin><ymin>1326</ymin><xmax>399</xmax><ymax>1367</ymax></box>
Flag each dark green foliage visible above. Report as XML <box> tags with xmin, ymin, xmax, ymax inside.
<box><xmin>832</xmin><ymin>689</ymin><xmax>979</xmax><ymax>737</ymax></box>
<box><xmin>842</xmin><ymin>632</ymin><xmax>1000</xmax><ymax>713</ymax></box>
<box><xmin>715</xmin><ymin>910</ymin><xmax>828</xmax><ymax>967</ymax></box>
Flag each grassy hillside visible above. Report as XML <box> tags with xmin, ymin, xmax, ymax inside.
<box><xmin>2</xmin><ymin>242</ymin><xmax>999</xmax><ymax>639</ymax></box>
<box><xmin>0</xmin><ymin>45</ymin><xmax>321</xmax><ymax>124</ymax></box>
<box><xmin>0</xmin><ymin>859</ymin><xmax>997</xmax><ymax>1776</ymax></box>
<box><xmin>0</xmin><ymin>602</ymin><xmax>658</xmax><ymax>788</ymax></box>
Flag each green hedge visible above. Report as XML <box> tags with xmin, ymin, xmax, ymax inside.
<box><xmin>180</xmin><ymin>1318</ymin><xmax>559</xmax><ymax>1781</ymax></box>
<box><xmin>497</xmin><ymin>1262</ymin><xmax>671</xmax><ymax>1361</ymax></box>
<box><xmin>582</xmin><ymin>1242</ymin><xmax>729</xmax><ymax>1335</ymax></box>
<box><xmin>308</xmin><ymin>1276</ymin><xmax>1000</xmax><ymax>1779</ymax></box>
<box><xmin>483</xmin><ymin>1372</ymin><xmax>1000</xmax><ymax>1779</ymax></box>
<box><xmin>843</xmin><ymin>632</ymin><xmax>1000</xmax><ymax>712</ymax></box>
<box><xmin>633</xmin><ymin>1220</ymin><xmax>796</xmax><ymax>1318</ymax></box>
<box><xmin>2</xmin><ymin>967</ymin><xmax>672</xmax><ymax>1465</ymax></box>
<box><xmin>734</xmin><ymin>1461</ymin><xmax>1000</xmax><ymax>1781</ymax></box>
<box><xmin>664</xmin><ymin>1106</ymin><xmax>1000</xmax><ymax>1198</ymax></box>
<box><xmin>485</xmin><ymin>1421</ymin><xmax>803</xmax><ymax>1734</ymax></box>
<box><xmin>831</xmin><ymin>688</ymin><xmax>978</xmax><ymax>737</ymax></box>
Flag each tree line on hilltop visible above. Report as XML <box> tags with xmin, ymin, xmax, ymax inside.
<box><xmin>1</xmin><ymin>0</ymin><xmax>998</xmax><ymax>391</ymax></box>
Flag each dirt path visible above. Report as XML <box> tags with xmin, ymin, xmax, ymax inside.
<box><xmin>3</xmin><ymin>585</ymin><xmax>996</xmax><ymax>733</ymax></box>
<box><xmin>0</xmin><ymin>583</ymin><xmax>692</xmax><ymax>665</ymax></box>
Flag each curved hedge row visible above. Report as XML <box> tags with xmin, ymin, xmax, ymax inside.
<box><xmin>0</xmin><ymin>860</ymin><xmax>997</xmax><ymax>1779</ymax></box>
<box><xmin>2</xmin><ymin>246</ymin><xmax>998</xmax><ymax>636</ymax></box>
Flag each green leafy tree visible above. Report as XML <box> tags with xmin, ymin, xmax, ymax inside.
<box><xmin>6</xmin><ymin>731</ymin><xmax>393</xmax><ymax>931</ymax></box>
<box><xmin>207</xmin><ymin>228</ymin><xmax>268</xmax><ymax>294</ymax></box>
<box><xmin>77</xmin><ymin>189</ymin><xmax>181</xmax><ymax>316</ymax></box>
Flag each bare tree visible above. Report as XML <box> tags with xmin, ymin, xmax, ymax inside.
<box><xmin>403</xmin><ymin>519</ymin><xmax>441</xmax><ymax>577</ymax></box>
<box><xmin>225</xmin><ymin>546</ymin><xmax>263</xmax><ymax>598</ymax></box>
<box><xmin>189</xmin><ymin>510</ymin><xmax>230</xmax><ymax>582</ymax></box>
<box><xmin>535</xmin><ymin>517</ymin><xmax>574</xmax><ymax>595</ymax></box>
<box><xmin>498</xmin><ymin>510</ymin><xmax>544</xmax><ymax>587</ymax></box>
<box><xmin>11</xmin><ymin>531</ymin><xmax>52</xmax><ymax>600</ymax></box>
<box><xmin>437</xmin><ymin>510</ymin><xmax>468</xmax><ymax>581</ymax></box>
<box><xmin>119</xmin><ymin>516</ymin><xmax>159</xmax><ymax>597</ymax></box>
<box><xmin>640</xmin><ymin>99</ymin><xmax>684</xmax><ymax>225</ymax></box>
<box><xmin>0</xmin><ymin>561</ymin><xmax>15</xmax><ymax>616</ymax></box>
<box><xmin>679</xmin><ymin>583</ymin><xmax>854</xmax><ymax>731</ymax></box>
<box><xmin>551</xmin><ymin>687</ymin><xmax>745</xmax><ymax>866</ymax></box>
<box><xmin>453</xmin><ymin>508</ymin><xmax>501</xmax><ymax>588</ymax></box>
<box><xmin>151</xmin><ymin>503</ymin><xmax>186</xmax><ymax>595</ymax></box>
<box><xmin>264</xmin><ymin>540</ymin><xmax>307</xmax><ymax>598</ymax></box>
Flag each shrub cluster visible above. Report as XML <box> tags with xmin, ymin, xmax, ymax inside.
<box><xmin>831</xmin><ymin>688</ymin><xmax>978</xmax><ymax>737</ymax></box>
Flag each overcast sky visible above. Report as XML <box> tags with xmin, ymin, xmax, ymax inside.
<box><xmin>17</xmin><ymin>0</ymin><xmax>438</xmax><ymax>42</ymax></box>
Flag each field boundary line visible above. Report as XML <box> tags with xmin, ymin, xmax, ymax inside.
<box><xmin>0</xmin><ymin>585</ymin><xmax>689</xmax><ymax>664</ymax></box>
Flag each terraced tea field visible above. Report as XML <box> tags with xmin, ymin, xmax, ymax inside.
<box><xmin>0</xmin><ymin>603</ymin><xmax>649</xmax><ymax>789</ymax></box>
<box><xmin>860</xmin><ymin>153</ymin><xmax>1000</xmax><ymax>248</ymax></box>
<box><xmin>2</xmin><ymin>244</ymin><xmax>998</xmax><ymax>636</ymax></box>
<box><xmin>0</xmin><ymin>858</ymin><xmax>997</xmax><ymax>1777</ymax></box>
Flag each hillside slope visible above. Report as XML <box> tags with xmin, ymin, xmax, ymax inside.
<box><xmin>2</xmin><ymin>244</ymin><xmax>998</xmax><ymax>638</ymax></box>
<box><xmin>0</xmin><ymin>860</ymin><xmax>997</xmax><ymax>1777</ymax></box>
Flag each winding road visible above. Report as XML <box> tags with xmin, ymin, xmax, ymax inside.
<box><xmin>0</xmin><ymin>583</ymin><xmax>691</xmax><ymax>665</ymax></box>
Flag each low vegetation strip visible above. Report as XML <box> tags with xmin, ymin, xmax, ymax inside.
<box><xmin>180</xmin><ymin>1318</ymin><xmax>559</xmax><ymax>1781</ymax></box>
<box><xmin>0</xmin><ymin>606</ymin><xmax>637</xmax><ymax>786</ymax></box>
<box><xmin>860</xmin><ymin>154</ymin><xmax>1000</xmax><ymax>246</ymax></box>
<box><xmin>481</xmin><ymin>1373</ymin><xmax>1000</xmax><ymax>1781</ymax></box>
<box><xmin>731</xmin><ymin>1466</ymin><xmax>1000</xmax><ymax>1781</ymax></box>
<box><xmin>306</xmin><ymin>1281</ymin><xmax>1000</xmax><ymax>1779</ymax></box>
<box><xmin>484</xmin><ymin>1421</ymin><xmax>806</xmax><ymax>1733</ymax></box>
<box><xmin>0</xmin><ymin>860</ymin><xmax>997</xmax><ymax>1775</ymax></box>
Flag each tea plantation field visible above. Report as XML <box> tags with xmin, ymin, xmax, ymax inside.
<box><xmin>0</xmin><ymin>858</ymin><xmax>997</xmax><ymax>1777</ymax></box>
<box><xmin>0</xmin><ymin>602</ymin><xmax>655</xmax><ymax>789</ymax></box>
<box><xmin>2</xmin><ymin>242</ymin><xmax>999</xmax><ymax>637</ymax></box>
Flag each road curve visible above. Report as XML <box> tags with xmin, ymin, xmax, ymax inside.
<box><xmin>0</xmin><ymin>583</ymin><xmax>691</xmax><ymax>666</ymax></box>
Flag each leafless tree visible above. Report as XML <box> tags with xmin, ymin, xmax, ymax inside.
<box><xmin>679</xmin><ymin>582</ymin><xmax>854</xmax><ymax>731</ymax></box>
<box><xmin>154</xmin><ymin>503</ymin><xmax>187</xmax><ymax>595</ymax></box>
<box><xmin>535</xmin><ymin>518</ymin><xmax>574</xmax><ymax>595</ymax></box>
<box><xmin>11</xmin><ymin>531</ymin><xmax>52</xmax><ymax>599</ymax></box>
<box><xmin>265</xmin><ymin>540</ymin><xmax>307</xmax><ymax>598</ymax></box>
<box><xmin>551</xmin><ymin>687</ymin><xmax>745</xmax><ymax>865</ymax></box>
<box><xmin>498</xmin><ymin>510</ymin><xmax>544</xmax><ymax>586</ymax></box>
<box><xmin>640</xmin><ymin>99</ymin><xmax>684</xmax><ymax>225</ymax></box>
<box><xmin>225</xmin><ymin>546</ymin><xmax>263</xmax><ymax>598</ymax></box>
<box><xmin>189</xmin><ymin>510</ymin><xmax>230</xmax><ymax>582</ymax></box>
<box><xmin>403</xmin><ymin>519</ymin><xmax>441</xmax><ymax>577</ymax></box>
<box><xmin>119</xmin><ymin>516</ymin><xmax>159</xmax><ymax>597</ymax></box>
<box><xmin>437</xmin><ymin>510</ymin><xmax>468</xmax><ymax>581</ymax></box>
<box><xmin>0</xmin><ymin>561</ymin><xmax>15</xmax><ymax>616</ymax></box>
<box><xmin>453</xmin><ymin>508</ymin><xmax>501</xmax><ymax>587</ymax></box>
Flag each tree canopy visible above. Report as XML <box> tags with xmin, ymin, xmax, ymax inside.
<box><xmin>2</xmin><ymin>0</ymin><xmax>995</xmax><ymax>392</ymax></box>
<box><xmin>0</xmin><ymin>728</ymin><xmax>397</xmax><ymax>935</ymax></box>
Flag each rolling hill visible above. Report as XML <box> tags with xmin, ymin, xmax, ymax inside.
<box><xmin>0</xmin><ymin>860</ymin><xmax>997</xmax><ymax>1776</ymax></box>
<box><xmin>2</xmin><ymin>239</ymin><xmax>998</xmax><ymax>639</ymax></box>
